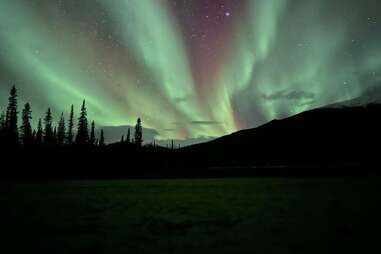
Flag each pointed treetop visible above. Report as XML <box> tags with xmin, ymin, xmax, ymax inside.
<box><xmin>10</xmin><ymin>85</ymin><xmax>17</xmax><ymax>95</ymax></box>
<box><xmin>99</xmin><ymin>129</ymin><xmax>105</xmax><ymax>147</ymax></box>
<box><xmin>90</xmin><ymin>120</ymin><xmax>96</xmax><ymax>145</ymax></box>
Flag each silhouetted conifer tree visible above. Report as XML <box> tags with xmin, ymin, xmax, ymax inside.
<box><xmin>67</xmin><ymin>105</ymin><xmax>74</xmax><ymax>144</ymax></box>
<box><xmin>35</xmin><ymin>119</ymin><xmax>43</xmax><ymax>146</ymax></box>
<box><xmin>75</xmin><ymin>100</ymin><xmax>89</xmax><ymax>145</ymax></box>
<box><xmin>53</xmin><ymin>127</ymin><xmax>57</xmax><ymax>143</ymax></box>
<box><xmin>89</xmin><ymin>121</ymin><xmax>95</xmax><ymax>146</ymax></box>
<box><xmin>5</xmin><ymin>85</ymin><xmax>19</xmax><ymax>144</ymax></box>
<box><xmin>0</xmin><ymin>111</ymin><xmax>6</xmax><ymax>140</ymax></box>
<box><xmin>121</xmin><ymin>135</ymin><xmax>124</xmax><ymax>143</ymax></box>
<box><xmin>134</xmin><ymin>118</ymin><xmax>143</xmax><ymax>146</ymax></box>
<box><xmin>171</xmin><ymin>140</ymin><xmax>174</xmax><ymax>150</ymax></box>
<box><xmin>0</xmin><ymin>111</ymin><xmax>5</xmax><ymax>131</ymax></box>
<box><xmin>57</xmin><ymin>113</ymin><xmax>66</xmax><ymax>146</ymax></box>
<box><xmin>126</xmin><ymin>128</ymin><xmax>131</xmax><ymax>143</ymax></box>
<box><xmin>20</xmin><ymin>103</ymin><xmax>33</xmax><ymax>145</ymax></box>
<box><xmin>44</xmin><ymin>108</ymin><xmax>54</xmax><ymax>145</ymax></box>
<box><xmin>99</xmin><ymin>129</ymin><xmax>105</xmax><ymax>147</ymax></box>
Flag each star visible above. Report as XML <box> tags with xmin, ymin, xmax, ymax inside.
<box><xmin>225</xmin><ymin>12</ymin><xmax>231</xmax><ymax>17</ymax></box>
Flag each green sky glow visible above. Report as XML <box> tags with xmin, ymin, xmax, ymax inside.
<box><xmin>0</xmin><ymin>0</ymin><xmax>380</xmax><ymax>140</ymax></box>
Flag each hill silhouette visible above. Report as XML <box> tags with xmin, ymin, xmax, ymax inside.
<box><xmin>2</xmin><ymin>84</ymin><xmax>381</xmax><ymax>178</ymax></box>
<box><xmin>180</xmin><ymin>103</ymin><xmax>381</xmax><ymax>173</ymax></box>
<box><xmin>2</xmin><ymin>103</ymin><xmax>381</xmax><ymax>178</ymax></box>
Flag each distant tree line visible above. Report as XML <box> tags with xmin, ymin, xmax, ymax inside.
<box><xmin>0</xmin><ymin>86</ymin><xmax>143</xmax><ymax>148</ymax></box>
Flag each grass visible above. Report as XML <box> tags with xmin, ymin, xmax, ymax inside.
<box><xmin>1</xmin><ymin>177</ymin><xmax>380</xmax><ymax>253</ymax></box>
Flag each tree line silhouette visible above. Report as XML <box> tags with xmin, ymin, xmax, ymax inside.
<box><xmin>1</xmin><ymin>86</ymin><xmax>379</xmax><ymax>178</ymax></box>
<box><xmin>0</xmin><ymin>86</ymin><xmax>143</xmax><ymax>148</ymax></box>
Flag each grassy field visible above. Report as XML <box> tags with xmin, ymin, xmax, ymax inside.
<box><xmin>1</xmin><ymin>178</ymin><xmax>380</xmax><ymax>253</ymax></box>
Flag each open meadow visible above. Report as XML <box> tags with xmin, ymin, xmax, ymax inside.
<box><xmin>1</xmin><ymin>177</ymin><xmax>380</xmax><ymax>253</ymax></box>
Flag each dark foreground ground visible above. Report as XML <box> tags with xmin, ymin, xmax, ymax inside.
<box><xmin>1</xmin><ymin>177</ymin><xmax>380</xmax><ymax>253</ymax></box>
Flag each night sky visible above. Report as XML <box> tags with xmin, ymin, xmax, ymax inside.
<box><xmin>0</xmin><ymin>0</ymin><xmax>380</xmax><ymax>141</ymax></box>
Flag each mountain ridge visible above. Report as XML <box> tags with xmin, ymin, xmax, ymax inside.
<box><xmin>181</xmin><ymin>99</ymin><xmax>381</xmax><ymax>167</ymax></box>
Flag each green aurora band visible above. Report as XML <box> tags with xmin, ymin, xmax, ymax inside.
<box><xmin>0</xmin><ymin>0</ymin><xmax>380</xmax><ymax>141</ymax></box>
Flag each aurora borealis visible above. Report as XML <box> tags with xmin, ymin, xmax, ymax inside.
<box><xmin>0</xmin><ymin>0</ymin><xmax>380</xmax><ymax>141</ymax></box>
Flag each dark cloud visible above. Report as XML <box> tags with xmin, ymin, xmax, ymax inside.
<box><xmin>173</xmin><ymin>97</ymin><xmax>188</xmax><ymax>103</ymax></box>
<box><xmin>298</xmin><ymin>100</ymin><xmax>316</xmax><ymax>108</ymax></box>
<box><xmin>263</xmin><ymin>90</ymin><xmax>316</xmax><ymax>102</ymax></box>
<box><xmin>170</xmin><ymin>120</ymin><xmax>222</xmax><ymax>127</ymax></box>
<box><xmin>162</xmin><ymin>128</ymin><xmax>177</xmax><ymax>132</ymax></box>
<box><xmin>189</xmin><ymin>120</ymin><xmax>221</xmax><ymax>125</ymax></box>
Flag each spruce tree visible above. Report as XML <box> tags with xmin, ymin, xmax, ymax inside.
<box><xmin>5</xmin><ymin>85</ymin><xmax>19</xmax><ymax>144</ymax></box>
<box><xmin>126</xmin><ymin>128</ymin><xmax>131</xmax><ymax>143</ymax></box>
<box><xmin>99</xmin><ymin>129</ymin><xmax>105</xmax><ymax>147</ymax></box>
<box><xmin>89</xmin><ymin>121</ymin><xmax>95</xmax><ymax>146</ymax></box>
<box><xmin>121</xmin><ymin>135</ymin><xmax>124</xmax><ymax>143</ymax></box>
<box><xmin>0</xmin><ymin>111</ymin><xmax>6</xmax><ymax>139</ymax></box>
<box><xmin>35</xmin><ymin>119</ymin><xmax>43</xmax><ymax>146</ymax></box>
<box><xmin>75</xmin><ymin>100</ymin><xmax>89</xmax><ymax>145</ymax></box>
<box><xmin>57</xmin><ymin>113</ymin><xmax>66</xmax><ymax>146</ymax></box>
<box><xmin>67</xmin><ymin>105</ymin><xmax>74</xmax><ymax>145</ymax></box>
<box><xmin>0</xmin><ymin>111</ymin><xmax>5</xmax><ymax>129</ymax></box>
<box><xmin>20</xmin><ymin>103</ymin><xmax>33</xmax><ymax>146</ymax></box>
<box><xmin>53</xmin><ymin>127</ymin><xmax>57</xmax><ymax>143</ymax></box>
<box><xmin>32</xmin><ymin>130</ymin><xmax>36</xmax><ymax>143</ymax></box>
<box><xmin>134</xmin><ymin>118</ymin><xmax>143</xmax><ymax>146</ymax></box>
<box><xmin>44</xmin><ymin>108</ymin><xmax>54</xmax><ymax>145</ymax></box>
